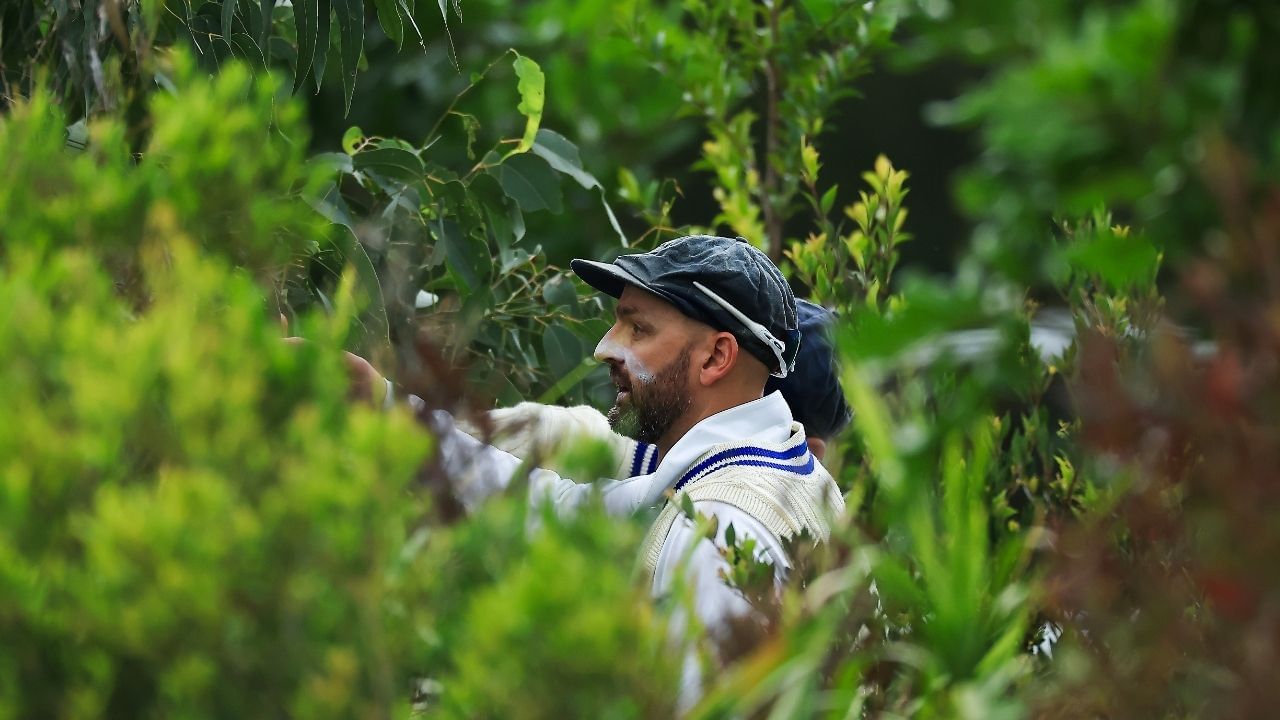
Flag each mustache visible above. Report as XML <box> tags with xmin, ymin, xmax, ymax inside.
<box><xmin>609</xmin><ymin>366</ymin><xmax>632</xmax><ymax>390</ymax></box>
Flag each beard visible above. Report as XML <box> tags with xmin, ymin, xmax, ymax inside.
<box><xmin>607</xmin><ymin>345</ymin><xmax>693</xmax><ymax>445</ymax></box>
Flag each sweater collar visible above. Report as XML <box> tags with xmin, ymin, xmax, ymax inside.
<box><xmin>632</xmin><ymin>391</ymin><xmax>793</xmax><ymax>501</ymax></box>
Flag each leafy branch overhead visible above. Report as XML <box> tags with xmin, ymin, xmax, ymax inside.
<box><xmin>305</xmin><ymin>51</ymin><xmax>624</xmax><ymax>402</ymax></box>
<box><xmin>4</xmin><ymin>0</ymin><xmax>462</xmax><ymax>120</ymax></box>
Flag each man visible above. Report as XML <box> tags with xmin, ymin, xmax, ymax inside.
<box><xmin>470</xmin><ymin>298</ymin><xmax>851</xmax><ymax>478</ymax></box>
<box><xmin>429</xmin><ymin>236</ymin><xmax>843</xmax><ymax>627</ymax></box>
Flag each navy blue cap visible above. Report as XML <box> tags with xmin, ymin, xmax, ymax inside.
<box><xmin>764</xmin><ymin>300</ymin><xmax>852</xmax><ymax>439</ymax></box>
<box><xmin>571</xmin><ymin>235</ymin><xmax>800</xmax><ymax>377</ymax></box>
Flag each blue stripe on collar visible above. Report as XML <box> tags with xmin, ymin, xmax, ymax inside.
<box><xmin>630</xmin><ymin>443</ymin><xmax>646</xmax><ymax>477</ymax></box>
<box><xmin>631</xmin><ymin>442</ymin><xmax>658</xmax><ymax>477</ymax></box>
<box><xmin>673</xmin><ymin>441</ymin><xmax>810</xmax><ymax>491</ymax></box>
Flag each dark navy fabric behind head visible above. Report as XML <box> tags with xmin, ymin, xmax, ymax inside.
<box><xmin>571</xmin><ymin>235</ymin><xmax>800</xmax><ymax>374</ymax></box>
<box><xmin>765</xmin><ymin>300</ymin><xmax>852</xmax><ymax>439</ymax></box>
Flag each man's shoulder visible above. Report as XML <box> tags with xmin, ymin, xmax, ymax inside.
<box><xmin>675</xmin><ymin>428</ymin><xmax>815</xmax><ymax>489</ymax></box>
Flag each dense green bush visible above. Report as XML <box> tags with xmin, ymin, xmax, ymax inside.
<box><xmin>0</xmin><ymin>61</ymin><xmax>437</xmax><ymax>716</ymax></box>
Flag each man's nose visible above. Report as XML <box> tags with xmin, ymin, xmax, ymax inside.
<box><xmin>594</xmin><ymin>325</ymin><xmax>623</xmax><ymax>364</ymax></box>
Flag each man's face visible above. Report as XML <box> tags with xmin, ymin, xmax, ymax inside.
<box><xmin>594</xmin><ymin>286</ymin><xmax>697</xmax><ymax>444</ymax></box>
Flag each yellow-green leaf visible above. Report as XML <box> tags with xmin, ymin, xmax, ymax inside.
<box><xmin>507</xmin><ymin>53</ymin><xmax>545</xmax><ymax>158</ymax></box>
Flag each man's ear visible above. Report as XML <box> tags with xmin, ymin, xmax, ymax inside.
<box><xmin>698</xmin><ymin>331</ymin><xmax>740</xmax><ymax>387</ymax></box>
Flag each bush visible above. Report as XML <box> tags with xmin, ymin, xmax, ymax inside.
<box><xmin>0</xmin><ymin>62</ymin><xmax>433</xmax><ymax>718</ymax></box>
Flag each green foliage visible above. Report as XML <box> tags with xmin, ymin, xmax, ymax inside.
<box><xmin>0</xmin><ymin>70</ymin><xmax>435</xmax><ymax>716</ymax></box>
<box><xmin>425</xmin><ymin>500</ymin><xmax>676</xmax><ymax>718</ymax></box>
<box><xmin>1</xmin><ymin>0</ymin><xmax>451</xmax><ymax>121</ymax></box>
<box><xmin>0</xmin><ymin>52</ymin><xmax>325</xmax><ymax>294</ymax></box>
<box><xmin>302</xmin><ymin>51</ymin><xmax>621</xmax><ymax>405</ymax></box>
<box><xmin>632</xmin><ymin>0</ymin><xmax>907</xmax><ymax>257</ymax></box>
<box><xmin>788</xmin><ymin>154</ymin><xmax>912</xmax><ymax>309</ymax></box>
<box><xmin>910</xmin><ymin>0</ymin><xmax>1280</xmax><ymax>275</ymax></box>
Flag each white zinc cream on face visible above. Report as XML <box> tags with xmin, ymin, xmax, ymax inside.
<box><xmin>594</xmin><ymin>335</ymin><xmax>656</xmax><ymax>384</ymax></box>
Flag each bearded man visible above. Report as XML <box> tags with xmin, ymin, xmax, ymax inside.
<box><xmin>432</xmin><ymin>236</ymin><xmax>843</xmax><ymax>659</ymax></box>
<box><xmin>466</xmin><ymin>298</ymin><xmax>851</xmax><ymax>482</ymax></box>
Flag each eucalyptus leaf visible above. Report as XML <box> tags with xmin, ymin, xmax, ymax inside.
<box><xmin>532</xmin><ymin>129</ymin><xmax>627</xmax><ymax>244</ymax></box>
<box><xmin>226</xmin><ymin>33</ymin><xmax>266</xmax><ymax>69</ymax></box>
<box><xmin>542</xmin><ymin>325</ymin><xmax>584</xmax><ymax>379</ymax></box>
<box><xmin>489</xmin><ymin>153</ymin><xmax>562</xmax><ymax>214</ymax></box>
<box><xmin>221</xmin><ymin>0</ymin><xmax>238</xmax><ymax>40</ymax></box>
<box><xmin>437</xmin><ymin>0</ymin><xmax>458</xmax><ymax>67</ymax></box>
<box><xmin>531</xmin><ymin>129</ymin><xmax>597</xmax><ymax>189</ymax></box>
<box><xmin>258</xmin><ymin>0</ymin><xmax>272</xmax><ymax>51</ymax></box>
<box><xmin>290</xmin><ymin>0</ymin><xmax>318</xmax><ymax>93</ymax></box>
<box><xmin>353</xmin><ymin>146</ymin><xmax>424</xmax><ymax>182</ymax></box>
<box><xmin>334</xmin><ymin>0</ymin><xmax>363</xmax><ymax>115</ymax></box>
<box><xmin>432</xmin><ymin>219</ymin><xmax>487</xmax><ymax>290</ymax></box>
<box><xmin>508</xmin><ymin>53</ymin><xmax>545</xmax><ymax>157</ymax></box>
<box><xmin>311</xmin><ymin>0</ymin><xmax>331</xmax><ymax>94</ymax></box>
<box><xmin>334</xmin><ymin>226</ymin><xmax>392</xmax><ymax>356</ymax></box>
<box><xmin>467</xmin><ymin>172</ymin><xmax>514</xmax><ymax>249</ymax></box>
<box><xmin>306</xmin><ymin>181</ymin><xmax>357</xmax><ymax>229</ymax></box>
<box><xmin>542</xmin><ymin>274</ymin><xmax>578</xmax><ymax>308</ymax></box>
<box><xmin>373</xmin><ymin>0</ymin><xmax>403</xmax><ymax>50</ymax></box>
<box><xmin>308</xmin><ymin>152</ymin><xmax>353</xmax><ymax>176</ymax></box>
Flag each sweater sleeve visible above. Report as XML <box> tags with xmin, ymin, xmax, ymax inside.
<box><xmin>455</xmin><ymin>402</ymin><xmax>634</xmax><ymax>476</ymax></box>
<box><xmin>429</xmin><ymin>408</ymin><xmax>663</xmax><ymax>517</ymax></box>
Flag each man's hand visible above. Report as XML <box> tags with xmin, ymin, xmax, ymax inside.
<box><xmin>341</xmin><ymin>350</ymin><xmax>389</xmax><ymax>406</ymax></box>
<box><xmin>282</xmin><ymin>336</ymin><xmax>389</xmax><ymax>406</ymax></box>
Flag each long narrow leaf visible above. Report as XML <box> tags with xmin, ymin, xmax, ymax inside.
<box><xmin>334</xmin><ymin>0</ymin><xmax>363</xmax><ymax>115</ymax></box>
<box><xmin>221</xmin><ymin>0</ymin><xmax>239</xmax><ymax>39</ymax></box>
<box><xmin>259</xmin><ymin>0</ymin><xmax>273</xmax><ymax>54</ymax></box>
<box><xmin>436</xmin><ymin>0</ymin><xmax>457</xmax><ymax>67</ymax></box>
<box><xmin>312</xmin><ymin>0</ymin><xmax>331</xmax><ymax>94</ymax></box>
<box><xmin>373</xmin><ymin>0</ymin><xmax>403</xmax><ymax>49</ymax></box>
<box><xmin>290</xmin><ymin>0</ymin><xmax>318</xmax><ymax>93</ymax></box>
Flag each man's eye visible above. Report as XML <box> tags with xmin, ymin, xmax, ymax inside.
<box><xmin>632</xmin><ymin>323</ymin><xmax>646</xmax><ymax>336</ymax></box>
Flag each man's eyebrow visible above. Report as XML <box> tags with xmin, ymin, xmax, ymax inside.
<box><xmin>614</xmin><ymin>304</ymin><xmax>640</xmax><ymax>320</ymax></box>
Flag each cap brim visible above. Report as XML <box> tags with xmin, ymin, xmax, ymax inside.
<box><xmin>570</xmin><ymin>258</ymin><xmax>645</xmax><ymax>299</ymax></box>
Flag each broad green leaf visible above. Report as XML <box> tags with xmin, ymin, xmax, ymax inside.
<box><xmin>542</xmin><ymin>274</ymin><xmax>578</xmax><ymax>308</ymax></box>
<box><xmin>531</xmin><ymin>129</ymin><xmax>626</xmax><ymax>244</ymax></box>
<box><xmin>508</xmin><ymin>53</ymin><xmax>545</xmax><ymax>157</ymax></box>
<box><xmin>353</xmin><ymin>146</ymin><xmax>424</xmax><ymax>182</ymax></box>
<box><xmin>306</xmin><ymin>180</ymin><xmax>357</xmax><ymax>228</ymax></box>
<box><xmin>535</xmin><ymin>357</ymin><xmax>599</xmax><ymax>405</ymax></box>
<box><xmin>291</xmin><ymin>0</ymin><xmax>318</xmax><ymax>93</ymax></box>
<box><xmin>499</xmin><ymin>247</ymin><xmax>533</xmax><ymax>274</ymax></box>
<box><xmin>467</xmin><ymin>172</ymin><xmax>515</xmax><ymax>249</ymax></box>
<box><xmin>334</xmin><ymin>0</ymin><xmax>363</xmax><ymax>115</ymax></box>
<box><xmin>398</xmin><ymin>0</ymin><xmax>425</xmax><ymax>50</ymax></box>
<box><xmin>489</xmin><ymin>154</ymin><xmax>562</xmax><ymax>214</ymax></box>
<box><xmin>221</xmin><ymin>0</ymin><xmax>239</xmax><ymax>40</ymax></box>
<box><xmin>432</xmin><ymin>219</ymin><xmax>487</xmax><ymax>290</ymax></box>
<box><xmin>543</xmin><ymin>325</ymin><xmax>585</xmax><ymax>381</ymax></box>
<box><xmin>531</xmin><ymin>128</ymin><xmax>597</xmax><ymax>189</ymax></box>
<box><xmin>308</xmin><ymin>151</ymin><xmax>354</xmax><ymax>176</ymax></box>
<box><xmin>373</xmin><ymin>0</ymin><xmax>403</xmax><ymax>49</ymax></box>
